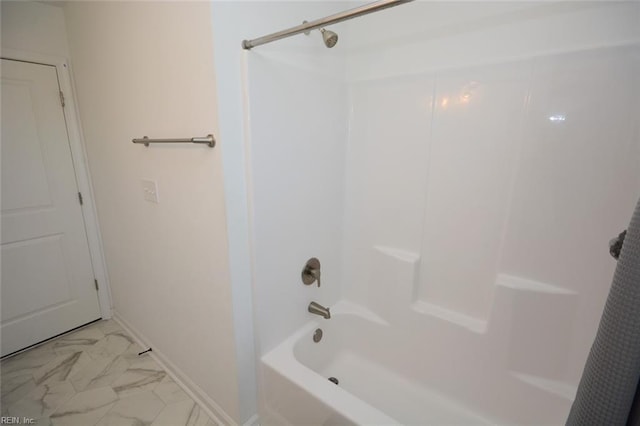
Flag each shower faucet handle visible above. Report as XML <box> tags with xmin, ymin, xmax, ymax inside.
<box><xmin>309</xmin><ymin>268</ymin><xmax>321</xmax><ymax>287</ymax></box>
<box><xmin>302</xmin><ymin>257</ymin><xmax>321</xmax><ymax>287</ymax></box>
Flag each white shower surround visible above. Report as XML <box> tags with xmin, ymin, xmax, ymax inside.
<box><xmin>260</xmin><ymin>274</ymin><xmax>584</xmax><ymax>424</ymax></box>
<box><xmin>237</xmin><ymin>2</ymin><xmax>640</xmax><ymax>424</ymax></box>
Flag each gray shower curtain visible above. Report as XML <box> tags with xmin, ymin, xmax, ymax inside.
<box><xmin>567</xmin><ymin>196</ymin><xmax>640</xmax><ymax>426</ymax></box>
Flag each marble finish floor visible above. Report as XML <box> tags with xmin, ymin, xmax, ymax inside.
<box><xmin>1</xmin><ymin>320</ymin><xmax>218</xmax><ymax>426</ymax></box>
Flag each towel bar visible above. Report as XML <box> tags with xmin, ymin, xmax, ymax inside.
<box><xmin>132</xmin><ymin>134</ymin><xmax>215</xmax><ymax>148</ymax></box>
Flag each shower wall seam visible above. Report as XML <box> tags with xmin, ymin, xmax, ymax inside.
<box><xmin>414</xmin><ymin>72</ymin><xmax>439</xmax><ymax>303</ymax></box>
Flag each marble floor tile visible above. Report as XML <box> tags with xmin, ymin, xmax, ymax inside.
<box><xmin>110</xmin><ymin>357</ymin><xmax>166</xmax><ymax>398</ymax></box>
<box><xmin>151</xmin><ymin>399</ymin><xmax>212</xmax><ymax>426</ymax></box>
<box><xmin>7</xmin><ymin>380</ymin><xmax>75</xmax><ymax>419</ymax></box>
<box><xmin>1</xmin><ymin>320</ymin><xmax>216</xmax><ymax>426</ymax></box>
<box><xmin>95</xmin><ymin>320</ymin><xmax>124</xmax><ymax>336</ymax></box>
<box><xmin>51</xmin><ymin>326</ymin><xmax>104</xmax><ymax>355</ymax></box>
<box><xmin>1</xmin><ymin>343</ymin><xmax>57</xmax><ymax>380</ymax></box>
<box><xmin>128</xmin><ymin>357</ymin><xmax>164</xmax><ymax>373</ymax></box>
<box><xmin>120</xmin><ymin>342</ymin><xmax>146</xmax><ymax>364</ymax></box>
<box><xmin>50</xmin><ymin>386</ymin><xmax>118</xmax><ymax>426</ymax></box>
<box><xmin>87</xmin><ymin>333</ymin><xmax>134</xmax><ymax>361</ymax></box>
<box><xmin>153</xmin><ymin>379</ymin><xmax>190</xmax><ymax>405</ymax></box>
<box><xmin>95</xmin><ymin>391</ymin><xmax>165</xmax><ymax>426</ymax></box>
<box><xmin>33</xmin><ymin>351</ymin><xmax>91</xmax><ymax>386</ymax></box>
<box><xmin>1</xmin><ymin>373</ymin><xmax>37</xmax><ymax>407</ymax></box>
<box><xmin>70</xmin><ymin>355</ymin><xmax>129</xmax><ymax>392</ymax></box>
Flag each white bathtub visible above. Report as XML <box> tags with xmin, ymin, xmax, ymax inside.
<box><xmin>260</xmin><ymin>301</ymin><xmax>493</xmax><ymax>426</ymax></box>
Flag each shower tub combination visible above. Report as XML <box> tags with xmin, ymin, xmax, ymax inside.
<box><xmin>260</xmin><ymin>267</ymin><xmax>578</xmax><ymax>426</ymax></box>
<box><xmin>238</xmin><ymin>0</ymin><xmax>640</xmax><ymax>424</ymax></box>
<box><xmin>261</xmin><ymin>301</ymin><xmax>493</xmax><ymax>426</ymax></box>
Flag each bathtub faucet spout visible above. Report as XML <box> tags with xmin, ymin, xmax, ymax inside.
<box><xmin>308</xmin><ymin>301</ymin><xmax>331</xmax><ymax>319</ymax></box>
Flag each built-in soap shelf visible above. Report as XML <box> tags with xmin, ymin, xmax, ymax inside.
<box><xmin>367</xmin><ymin>244</ymin><xmax>490</xmax><ymax>331</ymax></box>
<box><xmin>367</xmin><ymin>245</ymin><xmax>578</xmax><ymax>338</ymax></box>
<box><xmin>411</xmin><ymin>300</ymin><xmax>487</xmax><ymax>333</ymax></box>
<box><xmin>365</xmin><ymin>244</ymin><xmax>580</xmax><ymax>412</ymax></box>
<box><xmin>408</xmin><ymin>275</ymin><xmax>576</xmax><ymax>335</ymax></box>
<box><xmin>495</xmin><ymin>274</ymin><xmax>576</xmax><ymax>295</ymax></box>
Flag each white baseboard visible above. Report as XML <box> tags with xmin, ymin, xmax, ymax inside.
<box><xmin>113</xmin><ymin>311</ymin><xmax>238</xmax><ymax>426</ymax></box>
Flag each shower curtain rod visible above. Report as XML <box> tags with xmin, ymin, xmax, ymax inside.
<box><xmin>241</xmin><ymin>0</ymin><xmax>415</xmax><ymax>50</ymax></box>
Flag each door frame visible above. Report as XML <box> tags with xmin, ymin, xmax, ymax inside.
<box><xmin>2</xmin><ymin>48</ymin><xmax>112</xmax><ymax>320</ymax></box>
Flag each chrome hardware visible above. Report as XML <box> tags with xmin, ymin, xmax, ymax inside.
<box><xmin>302</xmin><ymin>258</ymin><xmax>321</xmax><ymax>287</ymax></box>
<box><xmin>308</xmin><ymin>301</ymin><xmax>330</xmax><ymax>319</ymax></box>
<box><xmin>301</xmin><ymin>20</ymin><xmax>338</xmax><ymax>48</ymax></box>
<box><xmin>242</xmin><ymin>0</ymin><xmax>414</xmax><ymax>50</ymax></box>
<box><xmin>313</xmin><ymin>328</ymin><xmax>323</xmax><ymax>343</ymax></box>
<box><xmin>132</xmin><ymin>134</ymin><xmax>215</xmax><ymax>148</ymax></box>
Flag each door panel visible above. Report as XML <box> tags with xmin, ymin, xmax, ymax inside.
<box><xmin>1</xmin><ymin>59</ymin><xmax>101</xmax><ymax>356</ymax></box>
<box><xmin>1</xmin><ymin>79</ymin><xmax>53</xmax><ymax>211</ymax></box>
<box><xmin>2</xmin><ymin>235</ymin><xmax>73</xmax><ymax>321</ymax></box>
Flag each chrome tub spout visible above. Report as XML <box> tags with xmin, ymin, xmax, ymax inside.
<box><xmin>308</xmin><ymin>301</ymin><xmax>331</xmax><ymax>319</ymax></box>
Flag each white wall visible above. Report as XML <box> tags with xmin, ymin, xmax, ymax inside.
<box><xmin>344</xmin><ymin>2</ymin><xmax>640</xmax><ymax>81</ymax></box>
<box><xmin>62</xmin><ymin>2</ymin><xmax>244</xmax><ymax>423</ymax></box>
<box><xmin>245</xmin><ymin>53</ymin><xmax>348</xmax><ymax>354</ymax></box>
<box><xmin>210</xmin><ymin>2</ymin><xmax>350</xmax><ymax>424</ymax></box>
<box><xmin>1</xmin><ymin>1</ymin><xmax>69</xmax><ymax>58</ymax></box>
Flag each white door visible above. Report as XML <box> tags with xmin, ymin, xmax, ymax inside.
<box><xmin>1</xmin><ymin>59</ymin><xmax>101</xmax><ymax>357</ymax></box>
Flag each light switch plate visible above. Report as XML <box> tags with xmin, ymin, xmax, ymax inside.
<box><xmin>141</xmin><ymin>179</ymin><xmax>159</xmax><ymax>203</ymax></box>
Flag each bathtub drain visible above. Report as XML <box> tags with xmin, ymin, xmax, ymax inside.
<box><xmin>328</xmin><ymin>377</ymin><xmax>339</xmax><ymax>385</ymax></box>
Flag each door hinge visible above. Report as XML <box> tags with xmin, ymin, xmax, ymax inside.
<box><xmin>78</xmin><ymin>192</ymin><xmax>84</xmax><ymax>205</ymax></box>
<box><xmin>94</xmin><ymin>279</ymin><xmax>99</xmax><ymax>291</ymax></box>
<box><xmin>59</xmin><ymin>91</ymin><xmax>66</xmax><ymax>107</ymax></box>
